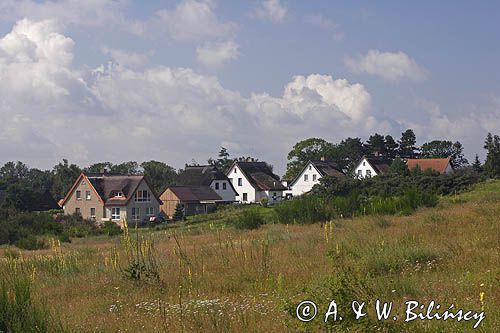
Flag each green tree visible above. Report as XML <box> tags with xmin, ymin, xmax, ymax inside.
<box><xmin>111</xmin><ymin>161</ymin><xmax>139</xmax><ymax>175</ymax></box>
<box><xmin>284</xmin><ymin>138</ymin><xmax>334</xmax><ymax>181</ymax></box>
<box><xmin>172</xmin><ymin>203</ymin><xmax>184</xmax><ymax>221</ymax></box>
<box><xmin>51</xmin><ymin>159</ymin><xmax>81</xmax><ymax>200</ymax></box>
<box><xmin>398</xmin><ymin>129</ymin><xmax>418</xmax><ymax>158</ymax></box>
<box><xmin>472</xmin><ymin>154</ymin><xmax>482</xmax><ymax>173</ymax></box>
<box><xmin>364</xmin><ymin>133</ymin><xmax>386</xmax><ymax>156</ymax></box>
<box><xmin>85</xmin><ymin>162</ymin><xmax>113</xmax><ymax>173</ymax></box>
<box><xmin>384</xmin><ymin>135</ymin><xmax>399</xmax><ymax>159</ymax></box>
<box><xmin>420</xmin><ymin>140</ymin><xmax>468</xmax><ymax>168</ymax></box>
<box><xmin>483</xmin><ymin>132</ymin><xmax>500</xmax><ymax>177</ymax></box>
<box><xmin>141</xmin><ymin>160</ymin><xmax>177</xmax><ymax>194</ymax></box>
<box><xmin>389</xmin><ymin>157</ymin><xmax>409</xmax><ymax>176</ymax></box>
<box><xmin>0</xmin><ymin>161</ymin><xmax>30</xmax><ymax>185</ymax></box>
<box><xmin>208</xmin><ymin>147</ymin><xmax>233</xmax><ymax>173</ymax></box>
<box><xmin>334</xmin><ymin>137</ymin><xmax>366</xmax><ymax>171</ymax></box>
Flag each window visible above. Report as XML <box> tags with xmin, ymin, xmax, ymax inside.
<box><xmin>114</xmin><ymin>191</ymin><xmax>123</xmax><ymax>197</ymax></box>
<box><xmin>146</xmin><ymin>207</ymin><xmax>154</xmax><ymax>216</ymax></box>
<box><xmin>134</xmin><ymin>190</ymin><xmax>151</xmax><ymax>202</ymax></box>
<box><xmin>90</xmin><ymin>208</ymin><xmax>96</xmax><ymax>218</ymax></box>
<box><xmin>309</xmin><ymin>165</ymin><xmax>312</xmax><ymax>170</ymax></box>
<box><xmin>86</xmin><ymin>190</ymin><xmax>91</xmax><ymax>200</ymax></box>
<box><xmin>238</xmin><ymin>178</ymin><xmax>242</xmax><ymax>186</ymax></box>
<box><xmin>75</xmin><ymin>208</ymin><xmax>81</xmax><ymax>215</ymax></box>
<box><xmin>357</xmin><ymin>170</ymin><xmax>362</xmax><ymax>177</ymax></box>
<box><xmin>215</xmin><ymin>182</ymin><xmax>219</xmax><ymax>190</ymax></box>
<box><xmin>363</xmin><ymin>161</ymin><xmax>366</xmax><ymax>166</ymax></box>
<box><xmin>313</xmin><ymin>174</ymin><xmax>317</xmax><ymax>181</ymax></box>
<box><xmin>366</xmin><ymin>170</ymin><xmax>372</xmax><ymax>177</ymax></box>
<box><xmin>111</xmin><ymin>207</ymin><xmax>120</xmax><ymax>220</ymax></box>
<box><xmin>234</xmin><ymin>168</ymin><xmax>237</xmax><ymax>173</ymax></box>
<box><xmin>132</xmin><ymin>207</ymin><xmax>140</xmax><ymax>221</ymax></box>
<box><xmin>304</xmin><ymin>174</ymin><xmax>308</xmax><ymax>182</ymax></box>
<box><xmin>242</xmin><ymin>193</ymin><xmax>248</xmax><ymax>202</ymax></box>
<box><xmin>81</xmin><ymin>180</ymin><xmax>86</xmax><ymax>185</ymax></box>
<box><xmin>222</xmin><ymin>182</ymin><xmax>227</xmax><ymax>190</ymax></box>
<box><xmin>76</xmin><ymin>190</ymin><xmax>81</xmax><ymax>200</ymax></box>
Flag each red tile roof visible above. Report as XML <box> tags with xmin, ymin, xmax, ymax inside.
<box><xmin>406</xmin><ymin>158</ymin><xmax>452</xmax><ymax>174</ymax></box>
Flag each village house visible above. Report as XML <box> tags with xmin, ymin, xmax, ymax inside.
<box><xmin>287</xmin><ymin>159</ymin><xmax>345</xmax><ymax>197</ymax></box>
<box><xmin>59</xmin><ymin>172</ymin><xmax>161</xmax><ymax>227</ymax></box>
<box><xmin>175</xmin><ymin>165</ymin><xmax>238</xmax><ymax>202</ymax></box>
<box><xmin>159</xmin><ymin>165</ymin><xmax>238</xmax><ymax>218</ymax></box>
<box><xmin>226</xmin><ymin>161</ymin><xmax>287</xmax><ymax>204</ymax></box>
<box><xmin>406</xmin><ymin>157</ymin><xmax>454</xmax><ymax>174</ymax></box>
<box><xmin>160</xmin><ymin>186</ymin><xmax>221</xmax><ymax>218</ymax></box>
<box><xmin>354</xmin><ymin>156</ymin><xmax>392</xmax><ymax>178</ymax></box>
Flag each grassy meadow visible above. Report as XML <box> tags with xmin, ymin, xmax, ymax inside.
<box><xmin>0</xmin><ymin>180</ymin><xmax>499</xmax><ymax>332</ymax></box>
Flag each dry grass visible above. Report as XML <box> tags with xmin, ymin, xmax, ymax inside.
<box><xmin>1</xmin><ymin>180</ymin><xmax>499</xmax><ymax>332</ymax></box>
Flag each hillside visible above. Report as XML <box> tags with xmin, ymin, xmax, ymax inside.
<box><xmin>0</xmin><ymin>180</ymin><xmax>499</xmax><ymax>332</ymax></box>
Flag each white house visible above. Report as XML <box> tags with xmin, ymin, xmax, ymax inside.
<box><xmin>354</xmin><ymin>156</ymin><xmax>391</xmax><ymax>178</ymax></box>
<box><xmin>175</xmin><ymin>165</ymin><xmax>238</xmax><ymax>202</ymax></box>
<box><xmin>226</xmin><ymin>161</ymin><xmax>287</xmax><ymax>204</ymax></box>
<box><xmin>288</xmin><ymin>160</ymin><xmax>345</xmax><ymax>197</ymax></box>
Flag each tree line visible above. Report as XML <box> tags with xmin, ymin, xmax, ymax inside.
<box><xmin>283</xmin><ymin>129</ymin><xmax>499</xmax><ymax>181</ymax></box>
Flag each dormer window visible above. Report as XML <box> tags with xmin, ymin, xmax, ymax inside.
<box><xmin>114</xmin><ymin>191</ymin><xmax>124</xmax><ymax>198</ymax></box>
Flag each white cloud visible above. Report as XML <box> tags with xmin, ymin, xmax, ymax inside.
<box><xmin>140</xmin><ymin>0</ymin><xmax>235</xmax><ymax>42</ymax></box>
<box><xmin>196</xmin><ymin>40</ymin><xmax>240</xmax><ymax>67</ymax></box>
<box><xmin>0</xmin><ymin>19</ymin><xmax>381</xmax><ymax>173</ymax></box>
<box><xmin>101</xmin><ymin>47</ymin><xmax>149</xmax><ymax>67</ymax></box>
<box><xmin>251</xmin><ymin>0</ymin><xmax>287</xmax><ymax>23</ymax></box>
<box><xmin>0</xmin><ymin>0</ymin><xmax>126</xmax><ymax>27</ymax></box>
<box><xmin>345</xmin><ymin>49</ymin><xmax>428</xmax><ymax>81</ymax></box>
<box><xmin>304</xmin><ymin>14</ymin><xmax>344</xmax><ymax>41</ymax></box>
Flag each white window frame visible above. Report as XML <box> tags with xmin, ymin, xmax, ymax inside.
<box><xmin>146</xmin><ymin>207</ymin><xmax>154</xmax><ymax>216</ymax></box>
<box><xmin>86</xmin><ymin>190</ymin><xmax>91</xmax><ymax>200</ymax></box>
<box><xmin>304</xmin><ymin>174</ymin><xmax>308</xmax><ymax>182</ymax></box>
<box><xmin>111</xmin><ymin>207</ymin><xmax>121</xmax><ymax>221</ymax></box>
<box><xmin>76</xmin><ymin>190</ymin><xmax>81</xmax><ymax>200</ymax></box>
<box><xmin>134</xmin><ymin>190</ymin><xmax>151</xmax><ymax>202</ymax></box>
<box><xmin>313</xmin><ymin>174</ymin><xmax>317</xmax><ymax>181</ymax></box>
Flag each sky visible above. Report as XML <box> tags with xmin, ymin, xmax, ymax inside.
<box><xmin>0</xmin><ymin>0</ymin><xmax>498</xmax><ymax>175</ymax></box>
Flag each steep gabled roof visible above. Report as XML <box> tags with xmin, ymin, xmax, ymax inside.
<box><xmin>231</xmin><ymin>161</ymin><xmax>287</xmax><ymax>191</ymax></box>
<box><xmin>167</xmin><ymin>186</ymin><xmax>222</xmax><ymax>202</ymax></box>
<box><xmin>289</xmin><ymin>160</ymin><xmax>345</xmax><ymax>187</ymax></box>
<box><xmin>357</xmin><ymin>156</ymin><xmax>392</xmax><ymax>174</ymax></box>
<box><xmin>176</xmin><ymin>165</ymin><xmax>236</xmax><ymax>191</ymax></box>
<box><xmin>60</xmin><ymin>173</ymin><xmax>161</xmax><ymax>206</ymax></box>
<box><xmin>406</xmin><ymin>158</ymin><xmax>452</xmax><ymax>174</ymax></box>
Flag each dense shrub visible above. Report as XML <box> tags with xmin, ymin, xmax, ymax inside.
<box><xmin>274</xmin><ymin>196</ymin><xmax>335</xmax><ymax>224</ymax></box>
<box><xmin>14</xmin><ymin>235</ymin><xmax>47</xmax><ymax>250</ymax></box>
<box><xmin>102</xmin><ymin>221</ymin><xmax>122</xmax><ymax>237</ymax></box>
<box><xmin>233</xmin><ymin>208</ymin><xmax>265</xmax><ymax>230</ymax></box>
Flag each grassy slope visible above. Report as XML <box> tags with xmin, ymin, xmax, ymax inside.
<box><xmin>0</xmin><ymin>180</ymin><xmax>499</xmax><ymax>332</ymax></box>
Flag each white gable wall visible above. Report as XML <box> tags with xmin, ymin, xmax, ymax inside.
<box><xmin>227</xmin><ymin>165</ymin><xmax>257</xmax><ymax>203</ymax></box>
<box><xmin>290</xmin><ymin>162</ymin><xmax>323</xmax><ymax>196</ymax></box>
<box><xmin>210</xmin><ymin>179</ymin><xmax>237</xmax><ymax>202</ymax></box>
<box><xmin>354</xmin><ymin>158</ymin><xmax>378</xmax><ymax>178</ymax></box>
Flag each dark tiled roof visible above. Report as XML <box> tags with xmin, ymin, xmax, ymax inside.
<box><xmin>406</xmin><ymin>158</ymin><xmax>452</xmax><ymax>174</ymax></box>
<box><xmin>234</xmin><ymin>162</ymin><xmax>287</xmax><ymax>191</ymax></box>
<box><xmin>364</xmin><ymin>156</ymin><xmax>391</xmax><ymax>174</ymax></box>
<box><xmin>176</xmin><ymin>165</ymin><xmax>229</xmax><ymax>186</ymax></box>
<box><xmin>168</xmin><ymin>186</ymin><xmax>222</xmax><ymax>202</ymax></box>
<box><xmin>310</xmin><ymin>160</ymin><xmax>345</xmax><ymax>178</ymax></box>
<box><xmin>85</xmin><ymin>173</ymin><xmax>160</xmax><ymax>205</ymax></box>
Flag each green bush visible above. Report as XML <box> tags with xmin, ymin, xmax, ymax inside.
<box><xmin>274</xmin><ymin>196</ymin><xmax>335</xmax><ymax>224</ymax></box>
<box><xmin>233</xmin><ymin>209</ymin><xmax>265</xmax><ymax>230</ymax></box>
<box><xmin>102</xmin><ymin>221</ymin><xmax>122</xmax><ymax>237</ymax></box>
<box><xmin>14</xmin><ymin>235</ymin><xmax>47</xmax><ymax>251</ymax></box>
